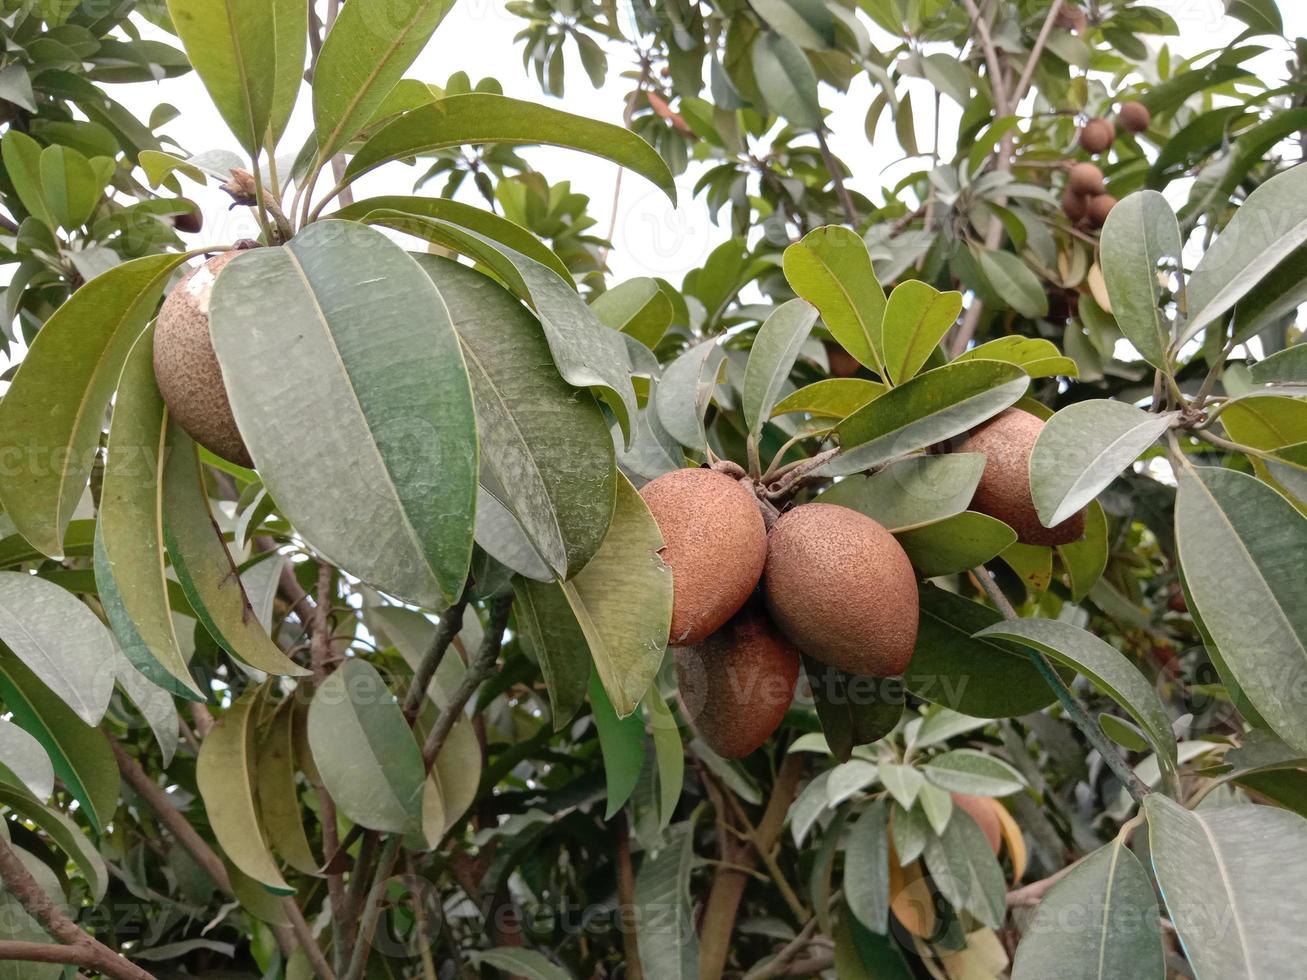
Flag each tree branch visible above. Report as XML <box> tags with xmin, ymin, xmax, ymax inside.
<box><xmin>815</xmin><ymin>130</ymin><xmax>857</xmax><ymax>226</ymax></box>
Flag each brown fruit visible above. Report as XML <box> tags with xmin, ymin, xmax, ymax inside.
<box><xmin>153</xmin><ymin>251</ymin><xmax>253</xmax><ymax>468</ymax></box>
<box><xmin>825</xmin><ymin>341</ymin><xmax>861</xmax><ymax>378</ymax></box>
<box><xmin>957</xmin><ymin>408</ymin><xmax>1086</xmax><ymax>546</ymax></box>
<box><xmin>1078</xmin><ymin>117</ymin><xmax>1116</xmax><ymax>155</ymax></box>
<box><xmin>763</xmin><ymin>503</ymin><xmax>918</xmax><ymax>677</ymax></box>
<box><xmin>1055</xmin><ymin>5</ymin><xmax>1088</xmax><ymax>32</ymax></box>
<box><xmin>1088</xmin><ymin>193</ymin><xmax>1118</xmax><ymax>227</ymax></box>
<box><xmin>952</xmin><ymin>793</ymin><xmax>1002</xmax><ymax>854</ymax></box>
<box><xmin>640</xmin><ymin>468</ymin><xmax>768</xmax><ymax>646</ymax></box>
<box><xmin>1118</xmin><ymin>100</ymin><xmax>1150</xmax><ymax>134</ymax></box>
<box><xmin>173</xmin><ymin>203</ymin><xmax>203</xmax><ymax>234</ymax></box>
<box><xmin>1067</xmin><ymin>162</ymin><xmax>1105</xmax><ymax>197</ymax></box>
<box><xmin>1061</xmin><ymin>188</ymin><xmax>1089</xmax><ymax>222</ymax></box>
<box><xmin>675</xmin><ymin>602</ymin><xmax>800</xmax><ymax>758</ymax></box>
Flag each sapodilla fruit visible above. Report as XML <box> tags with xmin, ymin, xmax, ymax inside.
<box><xmin>825</xmin><ymin>341</ymin><xmax>862</xmax><ymax>378</ymax></box>
<box><xmin>1088</xmin><ymin>194</ymin><xmax>1118</xmax><ymax>228</ymax></box>
<box><xmin>153</xmin><ymin>251</ymin><xmax>253</xmax><ymax>467</ymax></box>
<box><xmin>173</xmin><ymin>203</ymin><xmax>203</xmax><ymax>234</ymax></box>
<box><xmin>1118</xmin><ymin>100</ymin><xmax>1150</xmax><ymax>134</ymax></box>
<box><xmin>764</xmin><ymin>503</ymin><xmax>918</xmax><ymax>677</ymax></box>
<box><xmin>640</xmin><ymin>468</ymin><xmax>767</xmax><ymax>646</ymax></box>
<box><xmin>675</xmin><ymin>602</ymin><xmax>800</xmax><ymax>758</ymax></box>
<box><xmin>952</xmin><ymin>793</ymin><xmax>1002</xmax><ymax>853</ymax></box>
<box><xmin>1061</xmin><ymin>188</ymin><xmax>1088</xmax><ymax>223</ymax></box>
<box><xmin>956</xmin><ymin>408</ymin><xmax>1085</xmax><ymax>546</ymax></box>
<box><xmin>1067</xmin><ymin>162</ymin><xmax>1105</xmax><ymax>197</ymax></box>
<box><xmin>1078</xmin><ymin>117</ymin><xmax>1116</xmax><ymax>154</ymax></box>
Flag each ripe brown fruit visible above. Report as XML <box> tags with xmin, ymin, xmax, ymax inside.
<box><xmin>1078</xmin><ymin>117</ymin><xmax>1116</xmax><ymax>155</ymax></box>
<box><xmin>957</xmin><ymin>408</ymin><xmax>1086</xmax><ymax>546</ymax></box>
<box><xmin>1068</xmin><ymin>162</ymin><xmax>1105</xmax><ymax>197</ymax></box>
<box><xmin>1061</xmin><ymin>188</ymin><xmax>1088</xmax><ymax>223</ymax></box>
<box><xmin>764</xmin><ymin>503</ymin><xmax>918</xmax><ymax>677</ymax></box>
<box><xmin>825</xmin><ymin>341</ymin><xmax>861</xmax><ymax>378</ymax></box>
<box><xmin>675</xmin><ymin>602</ymin><xmax>800</xmax><ymax>758</ymax></box>
<box><xmin>154</xmin><ymin>251</ymin><xmax>253</xmax><ymax>468</ymax></box>
<box><xmin>640</xmin><ymin>468</ymin><xmax>768</xmax><ymax>646</ymax></box>
<box><xmin>1055</xmin><ymin>5</ymin><xmax>1088</xmax><ymax>32</ymax></box>
<box><xmin>1088</xmin><ymin>193</ymin><xmax>1118</xmax><ymax>227</ymax></box>
<box><xmin>1118</xmin><ymin>100</ymin><xmax>1151</xmax><ymax>134</ymax></box>
<box><xmin>173</xmin><ymin>203</ymin><xmax>203</xmax><ymax>234</ymax></box>
<box><xmin>952</xmin><ymin>793</ymin><xmax>1002</xmax><ymax>853</ymax></box>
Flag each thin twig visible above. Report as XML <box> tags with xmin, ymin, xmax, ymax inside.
<box><xmin>816</xmin><ymin>130</ymin><xmax>857</xmax><ymax>226</ymax></box>
<box><xmin>742</xmin><ymin>890</ymin><xmax>843</xmax><ymax>980</ymax></box>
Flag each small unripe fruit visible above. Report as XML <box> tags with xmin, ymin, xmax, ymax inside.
<box><xmin>1078</xmin><ymin>117</ymin><xmax>1116</xmax><ymax>155</ymax></box>
<box><xmin>957</xmin><ymin>408</ymin><xmax>1086</xmax><ymax>546</ymax></box>
<box><xmin>640</xmin><ymin>468</ymin><xmax>768</xmax><ymax>646</ymax></box>
<box><xmin>1061</xmin><ymin>189</ymin><xmax>1088</xmax><ymax>222</ymax></box>
<box><xmin>952</xmin><ymin>793</ymin><xmax>1002</xmax><ymax>853</ymax></box>
<box><xmin>1118</xmin><ymin>100</ymin><xmax>1150</xmax><ymax>134</ymax></box>
<box><xmin>173</xmin><ymin>203</ymin><xmax>203</xmax><ymax>234</ymax></box>
<box><xmin>675</xmin><ymin>602</ymin><xmax>800</xmax><ymax>758</ymax></box>
<box><xmin>825</xmin><ymin>341</ymin><xmax>861</xmax><ymax>378</ymax></box>
<box><xmin>764</xmin><ymin>503</ymin><xmax>919</xmax><ymax>677</ymax></box>
<box><xmin>1068</xmin><ymin>162</ymin><xmax>1105</xmax><ymax>197</ymax></box>
<box><xmin>1088</xmin><ymin>194</ymin><xmax>1118</xmax><ymax>228</ymax></box>
<box><xmin>154</xmin><ymin>251</ymin><xmax>253</xmax><ymax>467</ymax></box>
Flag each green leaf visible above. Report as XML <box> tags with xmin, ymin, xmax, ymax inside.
<box><xmin>845</xmin><ymin>799</ymin><xmax>890</xmax><ymax>934</ymax></box>
<box><xmin>588</xmin><ymin>673</ymin><xmax>644</xmax><ymax>818</ymax></box>
<box><xmin>923</xmin><ymin>749</ymin><xmax>1025</xmax><ymax>796</ymax></box>
<box><xmin>473</xmin><ymin>949</ymin><xmax>572</xmax><ymax>980</ymax></box>
<box><xmin>1058</xmin><ymin>500</ymin><xmax>1110</xmax><ymax>602</ymax></box>
<box><xmin>344</xmin><ymin>93</ymin><xmax>676</xmax><ymax>202</ymax></box>
<box><xmin>656</xmin><ymin>339</ymin><xmax>725</xmax><ymax>451</ymax></box>
<box><xmin>829</xmin><ymin>360</ymin><xmax>1028</xmax><ymax>475</ymax></box>
<box><xmin>921</xmin><ymin>798</ymin><xmax>1006</xmax><ymax>926</ymax></box>
<box><xmin>512</xmin><ymin>577</ymin><xmax>590</xmax><ymax>729</ymax></box>
<box><xmin>1145</xmin><ymin>794</ymin><xmax>1307</xmax><ymax>979</ymax></box>
<box><xmin>743</xmin><ymin>299</ymin><xmax>819</xmax><ymax>439</ymax></box>
<box><xmin>0</xmin><ymin>572</ymin><xmax>115</xmax><ymax>725</ymax></box>
<box><xmin>955</xmin><ymin>336</ymin><xmax>1078</xmax><ymax>379</ymax></box>
<box><xmin>1251</xmin><ymin>344</ymin><xmax>1307</xmax><ymax>385</ymax></box>
<box><xmin>0</xmin><ymin>651</ymin><xmax>117</xmax><ymax>834</ymax></box>
<box><xmin>39</xmin><ymin>145</ymin><xmax>100</xmax><ymax>230</ymax></box>
<box><xmin>772</xmin><ymin>378</ymin><xmax>885</xmax><ymax>419</ymax></box>
<box><xmin>1184</xmin><ymin>164</ymin><xmax>1307</xmax><ymax>345</ymax></box>
<box><xmin>1030</xmin><ymin>401</ymin><xmax>1178</xmax><ymax>528</ymax></box>
<box><xmin>165</xmin><ymin>0</ymin><xmax>277</xmax><ymax>153</ymax></box>
<box><xmin>646</xmin><ymin>687</ymin><xmax>683</xmax><ymax>832</ymax></box>
<box><xmin>0</xmin><ymin>786</ymin><xmax>107</xmax><ymax>902</ymax></box>
<box><xmin>783</xmin><ymin>226</ymin><xmax>888</xmax><ymax>374</ymax></box>
<box><xmin>906</xmin><ymin>586</ymin><xmax>1054</xmax><ymax>717</ymax></box>
<box><xmin>752</xmin><ymin>31</ymin><xmax>822</xmax><ymax>130</ymax></box>
<box><xmin>420</xmin><ymin>257</ymin><xmax>615</xmax><ymax>580</ymax></box>
<box><xmin>308</xmin><ymin>659</ymin><xmax>425</xmax><ymax>834</ymax></box>
<box><xmin>882</xmin><ymin>281</ymin><xmax>962</xmax><ymax>385</ymax></box>
<box><xmin>0</xmin><ymin>718</ymin><xmax>53</xmax><ymax>800</ymax></box>
<box><xmin>1</xmin><ymin>131</ymin><xmax>55</xmax><ymax>228</ymax></box>
<box><xmin>818</xmin><ymin>454</ymin><xmax>985</xmax><ymax>532</ymax></box>
<box><xmin>975</xmin><ymin>619</ymin><xmax>1176</xmax><ymax>766</ymax></box>
<box><xmin>976</xmin><ymin>249</ymin><xmax>1048</xmax><ymax>319</ymax></box>
<box><xmin>1175</xmin><ymin>465</ymin><xmax>1307</xmax><ymax>753</ymax></box>
<box><xmin>0</xmin><ymin>254</ymin><xmax>185</xmax><ymax>559</ymax></box>
<box><xmin>1100</xmin><ymin>190</ymin><xmax>1181</xmax><ymax>370</ymax></box>
<box><xmin>894</xmin><ymin>512</ymin><xmax>1017</xmax><ymax>577</ymax></box>
<box><xmin>804</xmin><ymin>656</ymin><xmax>903</xmax><ymax>763</ymax></box>
<box><xmin>559</xmin><ymin>475</ymin><xmax>672</xmax><ymax>717</ymax></box>
<box><xmin>312</xmin><ymin>0</ymin><xmax>456</xmax><ymax>162</ymax></box>
<box><xmin>268</xmin><ymin>0</ymin><xmax>306</xmax><ymax>146</ymax></box>
<box><xmin>162</xmin><ymin>424</ymin><xmax>308</xmax><ymax>677</ymax></box>
<box><xmin>196</xmin><ymin>687</ymin><xmax>291</xmax><ymax>893</ymax></box>
<box><xmin>256</xmin><ymin>702</ymin><xmax>318</xmax><ymax>875</ymax></box>
<box><xmin>634</xmin><ymin>821</ymin><xmax>699</xmax><ymax>979</ymax></box>
<box><xmin>1002</xmin><ymin>541</ymin><xmax>1053</xmax><ymax>595</ymax></box>
<box><xmin>591</xmin><ymin>278</ymin><xmax>674</xmax><ymax>349</ymax></box>
<box><xmin>1225</xmin><ymin>0</ymin><xmax>1283</xmax><ymax>35</ymax></box>
<box><xmin>751</xmin><ymin>0</ymin><xmax>835</xmax><ymax>49</ymax></box>
<box><xmin>1099</xmin><ymin>713</ymin><xmax>1150</xmax><ymax>752</ymax></box>
<box><xmin>0</xmin><ymin>64</ymin><xmax>35</xmax><ymax>114</ymax></box>
<box><xmin>1011</xmin><ymin>837</ymin><xmax>1164</xmax><ymax>980</ymax></box>
<box><xmin>210</xmin><ymin>221</ymin><xmax>477</xmax><ymax>609</ymax></box>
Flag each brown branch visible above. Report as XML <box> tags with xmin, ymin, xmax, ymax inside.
<box><xmin>816</xmin><ymin>130</ymin><xmax>857</xmax><ymax>226</ymax></box>
<box><xmin>741</xmin><ymin>893</ymin><xmax>839</xmax><ymax>980</ymax></box>
<box><xmin>615</xmin><ymin>814</ymin><xmax>644</xmax><ymax>980</ymax></box>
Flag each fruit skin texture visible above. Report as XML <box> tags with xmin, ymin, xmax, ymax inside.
<box><xmin>1068</xmin><ymin>162</ymin><xmax>1105</xmax><ymax>196</ymax></box>
<box><xmin>640</xmin><ymin>468</ymin><xmax>768</xmax><ymax>646</ymax></box>
<box><xmin>1118</xmin><ymin>100</ymin><xmax>1151</xmax><ymax>133</ymax></box>
<box><xmin>154</xmin><ymin>251</ymin><xmax>253</xmax><ymax>468</ymax></box>
<box><xmin>957</xmin><ymin>408</ymin><xmax>1086</xmax><ymax>546</ymax></box>
<box><xmin>764</xmin><ymin>503</ymin><xmax>919</xmax><ymax>677</ymax></box>
<box><xmin>952</xmin><ymin>793</ymin><xmax>1003</xmax><ymax>854</ymax></box>
<box><xmin>675</xmin><ymin>602</ymin><xmax>800</xmax><ymax>758</ymax></box>
<box><xmin>1088</xmin><ymin>193</ymin><xmax>1118</xmax><ymax>227</ymax></box>
<box><xmin>1078</xmin><ymin>117</ymin><xmax>1116</xmax><ymax>154</ymax></box>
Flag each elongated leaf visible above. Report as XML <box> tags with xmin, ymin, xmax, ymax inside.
<box><xmin>0</xmin><ymin>254</ymin><xmax>185</xmax><ymax>558</ymax></box>
<box><xmin>845</xmin><ymin>799</ymin><xmax>890</xmax><ymax>934</ymax></box>
<box><xmin>976</xmin><ymin>619</ymin><xmax>1176</xmax><ymax>765</ymax></box>
<box><xmin>882</xmin><ymin>281</ymin><xmax>962</xmax><ymax>384</ymax></box>
<box><xmin>421</xmin><ymin>257</ymin><xmax>616</xmax><ymax>579</ymax></box>
<box><xmin>657</xmin><ymin>339</ymin><xmax>725</xmax><ymax>450</ymax></box>
<box><xmin>1146</xmin><ymin>795</ymin><xmax>1307</xmax><ymax>979</ymax></box>
<box><xmin>1058</xmin><ymin>500</ymin><xmax>1110</xmax><ymax>601</ymax></box>
<box><xmin>955</xmin><ymin>336</ymin><xmax>1077</xmax><ymax>379</ymax></box>
<box><xmin>645</xmin><ymin>687</ymin><xmax>683</xmax><ymax>831</ymax></box>
<box><xmin>166</xmin><ymin>0</ymin><xmax>276</xmax><ymax>153</ymax></box>
<box><xmin>0</xmin><ymin>572</ymin><xmax>114</xmax><ymax>725</ymax></box>
<box><xmin>922</xmin><ymin>801</ymin><xmax>1006</xmax><ymax>927</ymax></box>
<box><xmin>513</xmin><ymin>578</ymin><xmax>591</xmax><ymax>729</ymax></box>
<box><xmin>256</xmin><ymin>702</ymin><xmax>318</xmax><ymax>875</ymax></box>
<box><xmin>268</xmin><ymin>0</ymin><xmax>306</xmax><ymax>146</ymax></box>
<box><xmin>39</xmin><ymin>145</ymin><xmax>99</xmax><ymax>230</ymax></box>
<box><xmin>924</xmin><ymin>750</ymin><xmax>1025</xmax><ymax>796</ymax></box>
<box><xmin>2</xmin><ymin>131</ymin><xmax>54</xmax><ymax>228</ymax></box>
<box><xmin>210</xmin><ymin>221</ymin><xmax>477</xmax><ymax>609</ymax></box>
<box><xmin>772</xmin><ymin>378</ymin><xmax>885</xmax><ymax>419</ymax></box>
<box><xmin>0</xmin><ymin>786</ymin><xmax>107</xmax><ymax>902</ymax></box>
<box><xmin>112</xmin><ymin>647</ymin><xmax>180</xmax><ymax>767</ymax></box>
<box><xmin>1100</xmin><ymin>190</ymin><xmax>1181</xmax><ymax>370</ymax></box>
<box><xmin>591</xmin><ymin>278</ymin><xmax>674</xmax><ymax>349</ymax></box>
<box><xmin>804</xmin><ymin>656</ymin><xmax>903</xmax><ymax>763</ymax></box>
<box><xmin>1030</xmin><ymin>401</ymin><xmax>1178</xmax><ymax>527</ymax></box>
<box><xmin>344</xmin><ymin>93</ymin><xmax>675</xmax><ymax>201</ymax></box>
<box><xmin>0</xmin><ymin>718</ymin><xmax>52</xmax><ymax>800</ymax></box>
<box><xmin>829</xmin><ymin>360</ymin><xmax>1028</xmax><ymax>475</ymax></box>
<box><xmin>743</xmin><ymin>299</ymin><xmax>819</xmax><ymax>438</ymax></box>
<box><xmin>1176</xmin><ymin>465</ymin><xmax>1307</xmax><ymax>752</ymax></box>
<box><xmin>196</xmin><ymin>687</ymin><xmax>290</xmax><ymax>893</ymax></box>
<box><xmin>1011</xmin><ymin>837</ymin><xmax>1163</xmax><ymax>980</ymax></box>
<box><xmin>1250</xmin><ymin>344</ymin><xmax>1307</xmax><ymax>385</ymax></box>
<box><xmin>1184</xmin><ymin>163</ymin><xmax>1307</xmax><ymax>344</ymax></box>
<box><xmin>783</xmin><ymin>226</ymin><xmax>887</xmax><ymax>373</ymax></box>
<box><xmin>313</xmin><ymin>0</ymin><xmax>456</xmax><ymax>162</ymax></box>
<box><xmin>819</xmin><ymin>454</ymin><xmax>985</xmax><ymax>531</ymax></box>
<box><xmin>634</xmin><ymin>821</ymin><xmax>699</xmax><ymax>979</ymax></box>
<box><xmin>560</xmin><ymin>476</ymin><xmax>672</xmax><ymax>717</ymax></box>
<box><xmin>752</xmin><ymin>31</ymin><xmax>822</xmax><ymax>130</ymax></box>
<box><xmin>895</xmin><ymin>511</ymin><xmax>1016</xmax><ymax>577</ymax></box>
<box><xmin>589</xmin><ymin>673</ymin><xmax>644</xmax><ymax>818</ymax></box>
<box><xmin>977</xmin><ymin>249</ymin><xmax>1048</xmax><ymax>319</ymax></box>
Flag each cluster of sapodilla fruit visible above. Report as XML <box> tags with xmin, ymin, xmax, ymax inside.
<box><xmin>640</xmin><ymin>408</ymin><xmax>1085</xmax><ymax>760</ymax></box>
<box><xmin>1062</xmin><ymin>100</ymin><xmax>1150</xmax><ymax>229</ymax></box>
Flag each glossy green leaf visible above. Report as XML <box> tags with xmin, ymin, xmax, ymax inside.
<box><xmin>882</xmin><ymin>281</ymin><xmax>962</xmax><ymax>385</ymax></box>
<box><xmin>783</xmin><ymin>226</ymin><xmax>888</xmax><ymax>373</ymax></box>
<box><xmin>1175</xmin><ymin>465</ymin><xmax>1307</xmax><ymax>753</ymax></box>
<box><xmin>845</xmin><ymin>799</ymin><xmax>890</xmax><ymax>934</ymax></box>
<box><xmin>922</xmin><ymin>798</ymin><xmax>1006</xmax><ymax>927</ymax></box>
<box><xmin>751</xmin><ymin>0</ymin><xmax>834</xmax><ymax>48</ymax></box>
<box><xmin>591</xmin><ymin>278</ymin><xmax>674</xmax><ymax>349</ymax></box>
<box><xmin>0</xmin><ymin>254</ymin><xmax>185</xmax><ymax>558</ymax></box>
<box><xmin>1</xmin><ymin>131</ymin><xmax>54</xmax><ymax>228</ymax></box>
<box><xmin>1058</xmin><ymin>500</ymin><xmax>1110</xmax><ymax>601</ymax></box>
<box><xmin>589</xmin><ymin>673</ymin><xmax>644</xmax><ymax>818</ymax></box>
<box><xmin>743</xmin><ymin>299</ymin><xmax>819</xmax><ymax>439</ymax></box>
<box><xmin>752</xmin><ymin>31</ymin><xmax>822</xmax><ymax>130</ymax></box>
<box><xmin>1001</xmin><ymin>541</ymin><xmax>1054</xmax><ymax>595</ymax></box>
<box><xmin>1030</xmin><ymin>401</ymin><xmax>1178</xmax><ymax>528</ymax></box>
<box><xmin>513</xmin><ymin>577</ymin><xmax>591</xmax><ymax>728</ymax></box>
<box><xmin>1100</xmin><ymin>190</ymin><xmax>1181</xmax><ymax>370</ymax></box>
<box><xmin>771</xmin><ymin>378</ymin><xmax>885</xmax><ymax>419</ymax></box>
<box><xmin>656</xmin><ymin>339</ymin><xmax>725</xmax><ymax>451</ymax></box>
<box><xmin>923</xmin><ymin>750</ymin><xmax>1025</xmax><ymax>797</ymax></box>
<box><xmin>634</xmin><ymin>821</ymin><xmax>699</xmax><ymax>979</ymax></box>
<box><xmin>210</xmin><ymin>221</ymin><xmax>477</xmax><ymax>609</ymax></box>
<box><xmin>894</xmin><ymin>512</ymin><xmax>1017</xmax><ymax>577</ymax></box>
<box><xmin>819</xmin><ymin>454</ymin><xmax>985</xmax><ymax>531</ymax></box>
<box><xmin>955</xmin><ymin>336</ymin><xmax>1078</xmax><ymax>379</ymax></box>
<box><xmin>804</xmin><ymin>656</ymin><xmax>903</xmax><ymax>763</ymax></box>
<box><xmin>0</xmin><ymin>786</ymin><xmax>107</xmax><ymax>902</ymax></box>
<box><xmin>39</xmin><ymin>145</ymin><xmax>99</xmax><ymax>230</ymax></box>
<box><xmin>645</xmin><ymin>686</ymin><xmax>683</xmax><ymax>832</ymax></box>
<box><xmin>977</xmin><ymin>249</ymin><xmax>1048</xmax><ymax>319</ymax></box>
<box><xmin>268</xmin><ymin>0</ymin><xmax>306</xmax><ymax>146</ymax></box>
